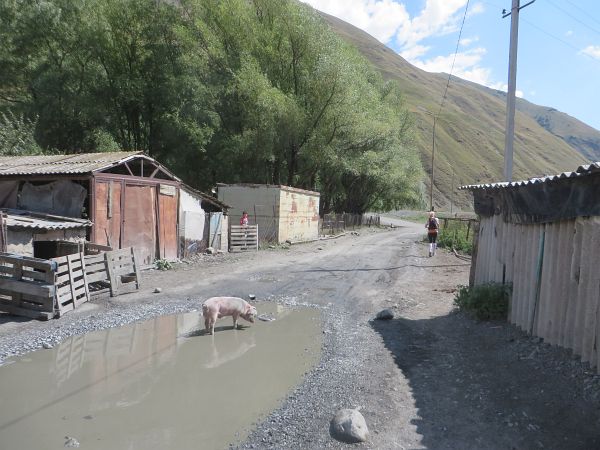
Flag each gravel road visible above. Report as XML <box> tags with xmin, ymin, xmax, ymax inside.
<box><xmin>1</xmin><ymin>218</ymin><xmax>599</xmax><ymax>449</ymax></box>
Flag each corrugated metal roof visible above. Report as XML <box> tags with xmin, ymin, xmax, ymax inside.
<box><xmin>460</xmin><ymin>161</ymin><xmax>600</xmax><ymax>191</ymax></box>
<box><xmin>0</xmin><ymin>152</ymin><xmax>141</xmax><ymax>176</ymax></box>
<box><xmin>2</xmin><ymin>209</ymin><xmax>91</xmax><ymax>230</ymax></box>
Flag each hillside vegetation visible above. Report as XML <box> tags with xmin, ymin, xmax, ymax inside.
<box><xmin>320</xmin><ymin>12</ymin><xmax>594</xmax><ymax>210</ymax></box>
<box><xmin>0</xmin><ymin>0</ymin><xmax>423</xmax><ymax>213</ymax></box>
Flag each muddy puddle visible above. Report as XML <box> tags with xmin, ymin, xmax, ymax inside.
<box><xmin>0</xmin><ymin>303</ymin><xmax>321</xmax><ymax>449</ymax></box>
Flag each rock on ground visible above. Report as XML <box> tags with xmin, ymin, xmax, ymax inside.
<box><xmin>329</xmin><ymin>408</ymin><xmax>369</xmax><ymax>443</ymax></box>
<box><xmin>376</xmin><ymin>308</ymin><xmax>394</xmax><ymax>320</ymax></box>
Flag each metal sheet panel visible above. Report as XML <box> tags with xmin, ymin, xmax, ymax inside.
<box><xmin>208</xmin><ymin>213</ymin><xmax>222</xmax><ymax>249</ymax></box>
<box><xmin>0</xmin><ymin>152</ymin><xmax>139</xmax><ymax>175</ymax></box>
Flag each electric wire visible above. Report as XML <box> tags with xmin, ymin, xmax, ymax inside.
<box><xmin>562</xmin><ymin>0</ymin><xmax>600</xmax><ymax>28</ymax></box>
<box><xmin>436</xmin><ymin>0</ymin><xmax>471</xmax><ymax>117</ymax></box>
<box><xmin>544</xmin><ymin>0</ymin><xmax>600</xmax><ymax>37</ymax></box>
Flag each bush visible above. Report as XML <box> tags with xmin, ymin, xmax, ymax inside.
<box><xmin>437</xmin><ymin>220</ymin><xmax>474</xmax><ymax>254</ymax></box>
<box><xmin>453</xmin><ymin>283</ymin><xmax>511</xmax><ymax>320</ymax></box>
<box><xmin>155</xmin><ymin>259</ymin><xmax>173</xmax><ymax>271</ymax></box>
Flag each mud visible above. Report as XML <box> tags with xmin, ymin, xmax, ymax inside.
<box><xmin>0</xmin><ymin>304</ymin><xmax>321</xmax><ymax>449</ymax></box>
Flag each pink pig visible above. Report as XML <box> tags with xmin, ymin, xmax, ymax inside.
<box><xmin>202</xmin><ymin>297</ymin><xmax>258</xmax><ymax>335</ymax></box>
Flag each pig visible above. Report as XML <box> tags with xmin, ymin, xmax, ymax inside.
<box><xmin>202</xmin><ymin>296</ymin><xmax>258</xmax><ymax>335</ymax></box>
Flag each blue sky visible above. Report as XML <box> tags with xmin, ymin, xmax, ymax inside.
<box><xmin>300</xmin><ymin>0</ymin><xmax>600</xmax><ymax>131</ymax></box>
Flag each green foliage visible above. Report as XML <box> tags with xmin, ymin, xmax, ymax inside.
<box><xmin>453</xmin><ymin>283</ymin><xmax>511</xmax><ymax>321</ymax></box>
<box><xmin>0</xmin><ymin>0</ymin><xmax>424</xmax><ymax>213</ymax></box>
<box><xmin>437</xmin><ymin>220</ymin><xmax>474</xmax><ymax>255</ymax></box>
<box><xmin>155</xmin><ymin>259</ymin><xmax>173</xmax><ymax>271</ymax></box>
<box><xmin>0</xmin><ymin>111</ymin><xmax>42</xmax><ymax>155</ymax></box>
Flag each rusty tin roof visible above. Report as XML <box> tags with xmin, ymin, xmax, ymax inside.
<box><xmin>0</xmin><ymin>152</ymin><xmax>144</xmax><ymax>176</ymax></box>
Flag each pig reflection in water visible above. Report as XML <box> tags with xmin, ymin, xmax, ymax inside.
<box><xmin>202</xmin><ymin>296</ymin><xmax>258</xmax><ymax>335</ymax></box>
<box><xmin>204</xmin><ymin>331</ymin><xmax>256</xmax><ymax>369</ymax></box>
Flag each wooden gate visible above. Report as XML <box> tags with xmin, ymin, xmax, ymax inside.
<box><xmin>229</xmin><ymin>225</ymin><xmax>258</xmax><ymax>252</ymax></box>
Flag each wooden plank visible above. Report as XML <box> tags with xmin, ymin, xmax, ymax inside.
<box><xmin>86</xmin><ymin>272</ymin><xmax>108</xmax><ymax>283</ymax></box>
<box><xmin>132</xmin><ymin>248</ymin><xmax>141</xmax><ymax>289</ymax></box>
<box><xmin>0</xmin><ymin>278</ymin><xmax>54</xmax><ymax>298</ymax></box>
<box><xmin>106</xmin><ymin>247</ymin><xmax>136</xmax><ymax>259</ymax></box>
<box><xmin>0</xmin><ymin>253</ymin><xmax>55</xmax><ymax>270</ymax></box>
<box><xmin>0</xmin><ymin>300</ymin><xmax>53</xmax><ymax>320</ymax></box>
<box><xmin>84</xmin><ymin>254</ymin><xmax>106</xmax><ymax>265</ymax></box>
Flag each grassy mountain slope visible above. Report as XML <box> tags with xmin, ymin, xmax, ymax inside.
<box><xmin>319</xmin><ymin>12</ymin><xmax>591</xmax><ymax>210</ymax></box>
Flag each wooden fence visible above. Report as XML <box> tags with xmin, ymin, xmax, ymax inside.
<box><xmin>473</xmin><ymin>215</ymin><xmax>600</xmax><ymax>372</ymax></box>
<box><xmin>105</xmin><ymin>247</ymin><xmax>142</xmax><ymax>296</ymax></box>
<box><xmin>321</xmin><ymin>213</ymin><xmax>380</xmax><ymax>235</ymax></box>
<box><xmin>0</xmin><ymin>246</ymin><xmax>141</xmax><ymax>320</ymax></box>
<box><xmin>53</xmin><ymin>253</ymin><xmax>90</xmax><ymax>316</ymax></box>
<box><xmin>229</xmin><ymin>225</ymin><xmax>258</xmax><ymax>252</ymax></box>
<box><xmin>0</xmin><ymin>254</ymin><xmax>56</xmax><ymax>320</ymax></box>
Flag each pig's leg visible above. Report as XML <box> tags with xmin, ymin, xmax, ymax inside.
<box><xmin>204</xmin><ymin>316</ymin><xmax>210</xmax><ymax>335</ymax></box>
<box><xmin>232</xmin><ymin>312</ymin><xmax>239</xmax><ymax>330</ymax></box>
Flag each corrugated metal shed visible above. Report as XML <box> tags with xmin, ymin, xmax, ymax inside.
<box><xmin>460</xmin><ymin>161</ymin><xmax>600</xmax><ymax>191</ymax></box>
<box><xmin>2</xmin><ymin>209</ymin><xmax>91</xmax><ymax>230</ymax></box>
<box><xmin>0</xmin><ymin>152</ymin><xmax>176</xmax><ymax>176</ymax></box>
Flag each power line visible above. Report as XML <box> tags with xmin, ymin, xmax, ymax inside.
<box><xmin>521</xmin><ymin>16</ymin><xmax>600</xmax><ymax>64</ymax></box>
<box><xmin>436</xmin><ymin>0</ymin><xmax>472</xmax><ymax>117</ymax></box>
<box><xmin>544</xmin><ymin>0</ymin><xmax>600</xmax><ymax>37</ymax></box>
<box><xmin>562</xmin><ymin>0</ymin><xmax>600</xmax><ymax>28</ymax></box>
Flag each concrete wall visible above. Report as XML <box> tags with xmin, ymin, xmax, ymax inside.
<box><xmin>218</xmin><ymin>185</ymin><xmax>281</xmax><ymax>242</ymax></box>
<box><xmin>278</xmin><ymin>188</ymin><xmax>320</xmax><ymax>243</ymax></box>
<box><xmin>218</xmin><ymin>184</ymin><xmax>320</xmax><ymax>243</ymax></box>
<box><xmin>474</xmin><ymin>215</ymin><xmax>600</xmax><ymax>371</ymax></box>
<box><xmin>179</xmin><ymin>189</ymin><xmax>206</xmax><ymax>241</ymax></box>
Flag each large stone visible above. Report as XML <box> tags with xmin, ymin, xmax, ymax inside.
<box><xmin>376</xmin><ymin>309</ymin><xmax>394</xmax><ymax>320</ymax></box>
<box><xmin>329</xmin><ymin>408</ymin><xmax>369</xmax><ymax>443</ymax></box>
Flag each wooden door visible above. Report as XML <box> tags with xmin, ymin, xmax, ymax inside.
<box><xmin>93</xmin><ymin>181</ymin><xmax>122</xmax><ymax>249</ymax></box>
<box><xmin>158</xmin><ymin>187</ymin><xmax>178</xmax><ymax>260</ymax></box>
<box><xmin>122</xmin><ymin>184</ymin><xmax>157</xmax><ymax>266</ymax></box>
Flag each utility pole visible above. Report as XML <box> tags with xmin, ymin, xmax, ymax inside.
<box><xmin>503</xmin><ymin>0</ymin><xmax>535</xmax><ymax>181</ymax></box>
<box><xmin>418</xmin><ymin>107</ymin><xmax>437</xmax><ymax>211</ymax></box>
<box><xmin>430</xmin><ymin>115</ymin><xmax>436</xmax><ymax>211</ymax></box>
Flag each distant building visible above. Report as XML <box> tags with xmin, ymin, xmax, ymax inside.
<box><xmin>217</xmin><ymin>183</ymin><xmax>320</xmax><ymax>244</ymax></box>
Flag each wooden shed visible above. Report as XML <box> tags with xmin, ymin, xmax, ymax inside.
<box><xmin>0</xmin><ymin>152</ymin><xmax>181</xmax><ymax>265</ymax></box>
<box><xmin>217</xmin><ymin>183</ymin><xmax>320</xmax><ymax>244</ymax></box>
<box><xmin>461</xmin><ymin>161</ymin><xmax>600</xmax><ymax>372</ymax></box>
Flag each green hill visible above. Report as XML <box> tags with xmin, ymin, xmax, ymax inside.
<box><xmin>319</xmin><ymin>11</ymin><xmax>596</xmax><ymax>210</ymax></box>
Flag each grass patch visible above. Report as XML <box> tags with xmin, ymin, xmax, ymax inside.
<box><xmin>453</xmin><ymin>283</ymin><xmax>511</xmax><ymax>320</ymax></box>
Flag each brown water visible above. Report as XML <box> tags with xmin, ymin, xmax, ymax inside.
<box><xmin>0</xmin><ymin>304</ymin><xmax>321</xmax><ymax>449</ymax></box>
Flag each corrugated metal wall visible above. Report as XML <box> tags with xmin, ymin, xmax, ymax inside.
<box><xmin>475</xmin><ymin>215</ymin><xmax>600</xmax><ymax>371</ymax></box>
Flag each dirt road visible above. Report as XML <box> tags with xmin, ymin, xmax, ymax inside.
<box><xmin>1</xmin><ymin>219</ymin><xmax>599</xmax><ymax>449</ymax></box>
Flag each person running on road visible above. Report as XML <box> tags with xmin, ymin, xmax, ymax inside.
<box><xmin>425</xmin><ymin>211</ymin><xmax>440</xmax><ymax>257</ymax></box>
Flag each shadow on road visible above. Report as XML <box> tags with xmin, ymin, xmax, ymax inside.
<box><xmin>371</xmin><ymin>314</ymin><xmax>600</xmax><ymax>450</ymax></box>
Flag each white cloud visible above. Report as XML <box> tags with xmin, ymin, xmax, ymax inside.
<box><xmin>565</xmin><ymin>30</ymin><xmax>573</xmax><ymax>37</ymax></box>
<box><xmin>581</xmin><ymin>45</ymin><xmax>600</xmax><ymax>60</ymax></box>
<box><xmin>459</xmin><ymin>36</ymin><xmax>479</xmax><ymax>46</ymax></box>
<box><xmin>301</xmin><ymin>1</ymin><xmax>514</xmax><ymax>95</ymax></box>
<box><xmin>300</xmin><ymin>0</ymin><xmax>410</xmax><ymax>43</ymax></box>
